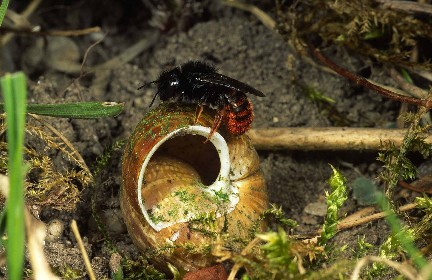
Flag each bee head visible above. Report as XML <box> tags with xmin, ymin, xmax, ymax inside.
<box><xmin>139</xmin><ymin>68</ymin><xmax>182</xmax><ymax>107</ymax></box>
<box><xmin>150</xmin><ymin>68</ymin><xmax>180</xmax><ymax>106</ymax></box>
<box><xmin>157</xmin><ymin>70</ymin><xmax>180</xmax><ymax>101</ymax></box>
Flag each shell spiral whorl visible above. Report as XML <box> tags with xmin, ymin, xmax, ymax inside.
<box><xmin>121</xmin><ymin>103</ymin><xmax>268</xmax><ymax>272</ymax></box>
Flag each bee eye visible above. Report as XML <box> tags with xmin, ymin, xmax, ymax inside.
<box><xmin>169</xmin><ymin>77</ymin><xmax>179</xmax><ymax>87</ymax></box>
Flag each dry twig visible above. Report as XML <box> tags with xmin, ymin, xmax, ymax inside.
<box><xmin>398</xmin><ymin>180</ymin><xmax>432</xmax><ymax>194</ymax></box>
<box><xmin>304</xmin><ymin>202</ymin><xmax>417</xmax><ymax>239</ymax></box>
<box><xmin>389</xmin><ymin>68</ymin><xmax>428</xmax><ymax>100</ymax></box>
<box><xmin>71</xmin><ymin>220</ymin><xmax>96</xmax><ymax>280</ymax></box>
<box><xmin>375</xmin><ymin>0</ymin><xmax>432</xmax><ymax>15</ymax></box>
<box><xmin>0</xmin><ymin>26</ymin><xmax>101</xmax><ymax>37</ymax></box>
<box><xmin>351</xmin><ymin>255</ymin><xmax>418</xmax><ymax>280</ymax></box>
<box><xmin>222</xmin><ymin>0</ymin><xmax>276</xmax><ymax>30</ymax></box>
<box><xmin>337</xmin><ymin>203</ymin><xmax>417</xmax><ymax>231</ymax></box>
<box><xmin>310</xmin><ymin>47</ymin><xmax>432</xmax><ymax>108</ymax></box>
<box><xmin>248</xmin><ymin>127</ymin><xmax>432</xmax><ymax>151</ymax></box>
<box><xmin>58</xmin><ymin>32</ymin><xmax>159</xmax><ymax>74</ymax></box>
<box><xmin>1</xmin><ymin>0</ymin><xmax>42</xmax><ymax>46</ymax></box>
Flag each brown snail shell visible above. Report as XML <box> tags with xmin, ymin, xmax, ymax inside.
<box><xmin>121</xmin><ymin>103</ymin><xmax>268</xmax><ymax>272</ymax></box>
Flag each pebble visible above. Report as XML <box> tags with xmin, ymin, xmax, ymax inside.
<box><xmin>46</xmin><ymin>219</ymin><xmax>65</xmax><ymax>242</ymax></box>
<box><xmin>303</xmin><ymin>201</ymin><xmax>327</xmax><ymax>217</ymax></box>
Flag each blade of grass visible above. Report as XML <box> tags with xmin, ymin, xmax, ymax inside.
<box><xmin>0</xmin><ymin>209</ymin><xmax>6</xmax><ymax>248</ymax></box>
<box><xmin>0</xmin><ymin>72</ymin><xmax>27</xmax><ymax>280</ymax></box>
<box><xmin>0</xmin><ymin>0</ymin><xmax>9</xmax><ymax>27</ymax></box>
<box><xmin>0</xmin><ymin>101</ymin><xmax>124</xmax><ymax>118</ymax></box>
<box><xmin>376</xmin><ymin>191</ymin><xmax>428</xmax><ymax>270</ymax></box>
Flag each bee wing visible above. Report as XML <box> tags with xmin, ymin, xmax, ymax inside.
<box><xmin>196</xmin><ymin>73</ymin><xmax>265</xmax><ymax>97</ymax></box>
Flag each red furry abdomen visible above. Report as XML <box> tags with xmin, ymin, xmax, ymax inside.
<box><xmin>224</xmin><ymin>98</ymin><xmax>254</xmax><ymax>135</ymax></box>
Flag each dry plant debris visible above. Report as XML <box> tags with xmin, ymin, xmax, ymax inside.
<box><xmin>0</xmin><ymin>115</ymin><xmax>92</xmax><ymax>211</ymax></box>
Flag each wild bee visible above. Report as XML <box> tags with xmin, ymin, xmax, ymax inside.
<box><xmin>140</xmin><ymin>61</ymin><xmax>265</xmax><ymax>138</ymax></box>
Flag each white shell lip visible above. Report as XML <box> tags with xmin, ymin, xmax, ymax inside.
<box><xmin>137</xmin><ymin>125</ymin><xmax>239</xmax><ymax>232</ymax></box>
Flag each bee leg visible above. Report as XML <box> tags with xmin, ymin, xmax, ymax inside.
<box><xmin>204</xmin><ymin>108</ymin><xmax>226</xmax><ymax>143</ymax></box>
<box><xmin>194</xmin><ymin>105</ymin><xmax>204</xmax><ymax>124</ymax></box>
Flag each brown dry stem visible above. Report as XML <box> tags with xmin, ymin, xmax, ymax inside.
<box><xmin>350</xmin><ymin>255</ymin><xmax>419</xmax><ymax>280</ymax></box>
<box><xmin>304</xmin><ymin>203</ymin><xmax>417</xmax><ymax>238</ymax></box>
<box><xmin>375</xmin><ymin>0</ymin><xmax>432</xmax><ymax>15</ymax></box>
<box><xmin>310</xmin><ymin>47</ymin><xmax>432</xmax><ymax>109</ymax></box>
<box><xmin>88</xmin><ymin>32</ymin><xmax>159</xmax><ymax>74</ymax></box>
<box><xmin>248</xmin><ymin>127</ymin><xmax>432</xmax><ymax>151</ymax></box>
<box><xmin>58</xmin><ymin>31</ymin><xmax>159</xmax><ymax>74</ymax></box>
<box><xmin>337</xmin><ymin>203</ymin><xmax>417</xmax><ymax>231</ymax></box>
<box><xmin>222</xmin><ymin>0</ymin><xmax>276</xmax><ymax>30</ymax></box>
<box><xmin>389</xmin><ymin>68</ymin><xmax>428</xmax><ymax>99</ymax></box>
<box><xmin>398</xmin><ymin>180</ymin><xmax>432</xmax><ymax>194</ymax></box>
<box><xmin>0</xmin><ymin>26</ymin><xmax>101</xmax><ymax>37</ymax></box>
<box><xmin>0</xmin><ymin>0</ymin><xmax>42</xmax><ymax>46</ymax></box>
<box><xmin>71</xmin><ymin>220</ymin><xmax>96</xmax><ymax>280</ymax></box>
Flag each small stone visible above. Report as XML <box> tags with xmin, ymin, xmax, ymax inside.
<box><xmin>46</xmin><ymin>219</ymin><xmax>64</xmax><ymax>242</ymax></box>
<box><xmin>303</xmin><ymin>201</ymin><xmax>327</xmax><ymax>217</ymax></box>
<box><xmin>109</xmin><ymin>253</ymin><xmax>122</xmax><ymax>275</ymax></box>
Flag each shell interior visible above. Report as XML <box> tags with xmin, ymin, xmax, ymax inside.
<box><xmin>137</xmin><ymin>125</ymin><xmax>239</xmax><ymax>232</ymax></box>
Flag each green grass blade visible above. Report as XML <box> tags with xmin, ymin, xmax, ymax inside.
<box><xmin>0</xmin><ymin>0</ymin><xmax>9</xmax><ymax>27</ymax></box>
<box><xmin>400</xmin><ymin>68</ymin><xmax>413</xmax><ymax>84</ymax></box>
<box><xmin>376</xmin><ymin>191</ymin><xmax>428</xmax><ymax>270</ymax></box>
<box><xmin>0</xmin><ymin>72</ymin><xmax>27</xmax><ymax>280</ymax></box>
<box><xmin>0</xmin><ymin>101</ymin><xmax>124</xmax><ymax>118</ymax></box>
<box><xmin>0</xmin><ymin>209</ymin><xmax>7</xmax><ymax>248</ymax></box>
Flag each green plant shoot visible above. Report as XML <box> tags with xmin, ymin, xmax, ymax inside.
<box><xmin>0</xmin><ymin>0</ymin><xmax>9</xmax><ymax>27</ymax></box>
<box><xmin>376</xmin><ymin>191</ymin><xmax>427</xmax><ymax>270</ymax></box>
<box><xmin>415</xmin><ymin>196</ymin><xmax>432</xmax><ymax>214</ymax></box>
<box><xmin>0</xmin><ymin>72</ymin><xmax>27</xmax><ymax>280</ymax></box>
<box><xmin>319</xmin><ymin>165</ymin><xmax>348</xmax><ymax>246</ymax></box>
<box><xmin>257</xmin><ymin>227</ymin><xmax>298</xmax><ymax>274</ymax></box>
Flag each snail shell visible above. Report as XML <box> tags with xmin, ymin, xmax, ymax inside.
<box><xmin>121</xmin><ymin>104</ymin><xmax>268</xmax><ymax>272</ymax></box>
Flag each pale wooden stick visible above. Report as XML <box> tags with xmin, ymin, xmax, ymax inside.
<box><xmin>222</xmin><ymin>0</ymin><xmax>276</xmax><ymax>30</ymax></box>
<box><xmin>247</xmin><ymin>127</ymin><xmax>432</xmax><ymax>151</ymax></box>
<box><xmin>375</xmin><ymin>0</ymin><xmax>432</xmax><ymax>15</ymax></box>
<box><xmin>25</xmin><ymin>208</ymin><xmax>60</xmax><ymax>280</ymax></box>
<box><xmin>71</xmin><ymin>220</ymin><xmax>96</xmax><ymax>280</ymax></box>
<box><xmin>337</xmin><ymin>203</ymin><xmax>417</xmax><ymax>231</ymax></box>
<box><xmin>351</xmin><ymin>255</ymin><xmax>418</xmax><ymax>280</ymax></box>
<box><xmin>0</xmin><ymin>175</ymin><xmax>59</xmax><ymax>280</ymax></box>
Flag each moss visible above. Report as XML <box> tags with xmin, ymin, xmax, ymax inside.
<box><xmin>0</xmin><ymin>118</ymin><xmax>92</xmax><ymax>211</ymax></box>
<box><xmin>277</xmin><ymin>0</ymin><xmax>432</xmax><ymax>69</ymax></box>
<box><xmin>122</xmin><ymin>257</ymin><xmax>166</xmax><ymax>280</ymax></box>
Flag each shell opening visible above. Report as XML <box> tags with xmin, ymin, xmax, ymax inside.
<box><xmin>137</xmin><ymin>125</ymin><xmax>239</xmax><ymax>232</ymax></box>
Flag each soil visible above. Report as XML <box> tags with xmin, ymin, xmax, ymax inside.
<box><xmin>0</xmin><ymin>1</ymin><xmax>422</xmax><ymax>279</ymax></box>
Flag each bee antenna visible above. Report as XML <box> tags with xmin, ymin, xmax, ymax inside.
<box><xmin>148</xmin><ymin>91</ymin><xmax>159</xmax><ymax>107</ymax></box>
<box><xmin>138</xmin><ymin>80</ymin><xmax>156</xmax><ymax>90</ymax></box>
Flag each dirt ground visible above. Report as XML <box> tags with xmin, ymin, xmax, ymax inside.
<box><xmin>0</xmin><ymin>1</ymin><xmax>422</xmax><ymax>279</ymax></box>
